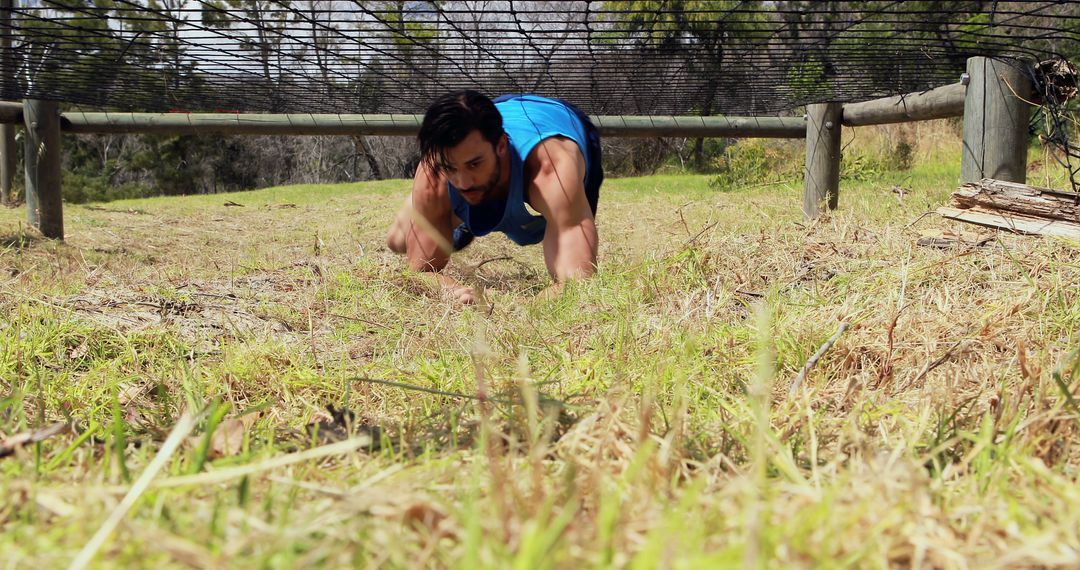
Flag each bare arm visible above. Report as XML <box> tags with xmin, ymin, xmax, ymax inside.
<box><xmin>526</xmin><ymin>137</ymin><xmax>598</xmax><ymax>286</ymax></box>
<box><xmin>405</xmin><ymin>163</ymin><xmax>476</xmax><ymax>304</ymax></box>
<box><xmin>405</xmin><ymin>162</ymin><xmax>453</xmax><ymax>272</ymax></box>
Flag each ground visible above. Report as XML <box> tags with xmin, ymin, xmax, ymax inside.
<box><xmin>1</xmin><ymin>136</ymin><xmax>1079</xmax><ymax>568</ymax></box>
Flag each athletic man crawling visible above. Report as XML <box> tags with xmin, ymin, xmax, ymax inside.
<box><xmin>385</xmin><ymin>91</ymin><xmax>604</xmax><ymax>304</ymax></box>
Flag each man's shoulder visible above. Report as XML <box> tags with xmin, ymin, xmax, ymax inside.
<box><xmin>523</xmin><ymin>136</ymin><xmax>585</xmax><ymax>179</ymax></box>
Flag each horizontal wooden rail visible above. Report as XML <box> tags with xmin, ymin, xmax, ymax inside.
<box><xmin>591</xmin><ymin>115</ymin><xmax>806</xmax><ymax>138</ymax></box>
<box><xmin>59</xmin><ymin>112</ymin><xmax>423</xmax><ymax>136</ymax></box>
<box><xmin>0</xmin><ymin>105</ymin><xmax>807</xmax><ymax>138</ymax></box>
<box><xmin>4</xmin><ymin>84</ymin><xmax>966</xmax><ymax>136</ymax></box>
<box><xmin>842</xmin><ymin>82</ymin><xmax>966</xmax><ymax>126</ymax></box>
<box><xmin>0</xmin><ymin>100</ymin><xmax>21</xmax><ymax>123</ymax></box>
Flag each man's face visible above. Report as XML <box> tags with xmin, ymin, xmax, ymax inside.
<box><xmin>441</xmin><ymin>130</ymin><xmax>506</xmax><ymax>206</ymax></box>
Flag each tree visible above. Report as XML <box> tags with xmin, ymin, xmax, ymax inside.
<box><xmin>601</xmin><ymin>0</ymin><xmax>768</xmax><ymax>168</ymax></box>
<box><xmin>203</xmin><ymin>0</ymin><xmax>294</xmax><ymax>112</ymax></box>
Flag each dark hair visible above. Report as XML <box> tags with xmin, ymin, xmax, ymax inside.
<box><xmin>418</xmin><ymin>90</ymin><xmax>503</xmax><ymax>172</ymax></box>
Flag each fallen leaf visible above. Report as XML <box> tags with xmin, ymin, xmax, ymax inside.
<box><xmin>35</xmin><ymin>492</ymin><xmax>75</xmax><ymax>518</ymax></box>
<box><xmin>208</xmin><ymin>416</ymin><xmax>254</xmax><ymax>459</ymax></box>
<box><xmin>117</xmin><ymin>382</ymin><xmax>146</xmax><ymax>405</ymax></box>
<box><xmin>917</xmin><ymin>229</ymin><xmax>992</xmax><ymax>249</ymax></box>
<box><xmin>123</xmin><ymin>406</ymin><xmax>156</xmax><ymax>433</ymax></box>
<box><xmin>68</xmin><ymin>339</ymin><xmax>90</xmax><ymax>361</ymax></box>
<box><xmin>402</xmin><ymin>501</ymin><xmax>447</xmax><ymax>530</ymax></box>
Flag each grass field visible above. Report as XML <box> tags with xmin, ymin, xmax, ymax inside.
<box><xmin>2</xmin><ymin>125</ymin><xmax>1080</xmax><ymax>568</ymax></box>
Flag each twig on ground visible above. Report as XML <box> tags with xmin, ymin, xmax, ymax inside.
<box><xmin>910</xmin><ymin>338</ymin><xmax>965</xmax><ymax>388</ymax></box>
<box><xmin>904</xmin><ymin>210</ymin><xmax>934</xmax><ymax>230</ymax></box>
<box><xmin>349</xmin><ymin>376</ymin><xmax>566</xmax><ymax>409</ymax></box>
<box><xmin>676</xmin><ymin>201</ymin><xmax>693</xmax><ymax>237</ymax></box>
<box><xmin>0</xmin><ymin>422</ymin><xmax>70</xmax><ymax>458</ymax></box>
<box><xmin>686</xmin><ymin>221</ymin><xmax>720</xmax><ymax>247</ymax></box>
<box><xmin>789</xmin><ymin>321</ymin><xmax>850</xmax><ymax>398</ymax></box>
<box><xmin>326</xmin><ymin>312</ymin><xmax>395</xmax><ymax>331</ymax></box>
<box><xmin>473</xmin><ymin>256</ymin><xmax>515</xmax><ymax>271</ymax></box>
<box><xmin>82</xmin><ymin>205</ymin><xmax>146</xmax><ymax>215</ymax></box>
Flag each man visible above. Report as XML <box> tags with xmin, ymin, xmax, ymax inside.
<box><xmin>385</xmin><ymin>91</ymin><xmax>604</xmax><ymax>304</ymax></box>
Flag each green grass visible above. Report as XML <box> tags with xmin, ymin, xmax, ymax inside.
<box><xmin>1</xmin><ymin>139</ymin><xmax>1080</xmax><ymax>568</ymax></box>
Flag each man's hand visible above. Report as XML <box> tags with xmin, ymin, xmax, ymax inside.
<box><xmin>436</xmin><ymin>273</ymin><xmax>477</xmax><ymax>305</ymax></box>
<box><xmin>410</xmin><ymin>272</ymin><xmax>477</xmax><ymax>305</ymax></box>
<box><xmin>536</xmin><ymin>281</ymin><xmax>566</xmax><ymax>300</ymax></box>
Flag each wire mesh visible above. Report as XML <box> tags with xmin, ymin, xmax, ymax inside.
<box><xmin>0</xmin><ymin>1</ymin><xmax>1076</xmax><ymax>115</ymax></box>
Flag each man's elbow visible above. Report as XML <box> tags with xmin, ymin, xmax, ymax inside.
<box><xmin>386</xmin><ymin>231</ymin><xmax>407</xmax><ymax>254</ymax></box>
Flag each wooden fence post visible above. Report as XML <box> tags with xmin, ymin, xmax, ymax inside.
<box><xmin>0</xmin><ymin>124</ymin><xmax>13</xmax><ymax>206</ymax></box>
<box><xmin>961</xmin><ymin>57</ymin><xmax>1033</xmax><ymax>184</ymax></box>
<box><xmin>0</xmin><ymin>0</ymin><xmax>14</xmax><ymax>206</ymax></box>
<box><xmin>803</xmin><ymin>102</ymin><xmax>842</xmax><ymax>218</ymax></box>
<box><xmin>23</xmin><ymin>99</ymin><xmax>63</xmax><ymax>239</ymax></box>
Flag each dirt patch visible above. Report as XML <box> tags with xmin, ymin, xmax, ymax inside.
<box><xmin>57</xmin><ymin>262</ymin><xmax>333</xmax><ymax>350</ymax></box>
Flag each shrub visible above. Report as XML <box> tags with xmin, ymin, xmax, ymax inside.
<box><xmin>839</xmin><ymin>153</ymin><xmax>885</xmax><ymax>182</ymax></box>
<box><xmin>710</xmin><ymin>139</ymin><xmax>804</xmax><ymax>190</ymax></box>
<box><xmin>62</xmin><ymin>172</ymin><xmax>150</xmax><ymax>204</ymax></box>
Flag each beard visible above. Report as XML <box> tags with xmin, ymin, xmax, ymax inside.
<box><xmin>458</xmin><ymin>158</ymin><xmax>503</xmax><ymax>205</ymax></box>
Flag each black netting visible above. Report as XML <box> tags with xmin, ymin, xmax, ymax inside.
<box><xmin>0</xmin><ymin>1</ymin><xmax>1076</xmax><ymax>115</ymax></box>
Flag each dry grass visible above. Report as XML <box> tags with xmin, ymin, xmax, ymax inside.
<box><xmin>1</xmin><ymin>123</ymin><xmax>1079</xmax><ymax>568</ymax></box>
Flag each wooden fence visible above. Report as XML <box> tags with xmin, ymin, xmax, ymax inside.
<box><xmin>0</xmin><ymin>56</ymin><xmax>1031</xmax><ymax>239</ymax></box>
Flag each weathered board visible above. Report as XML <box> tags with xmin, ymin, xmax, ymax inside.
<box><xmin>938</xmin><ymin>178</ymin><xmax>1080</xmax><ymax>238</ymax></box>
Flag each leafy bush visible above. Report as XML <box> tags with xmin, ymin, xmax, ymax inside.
<box><xmin>839</xmin><ymin>153</ymin><xmax>885</xmax><ymax>182</ymax></box>
<box><xmin>890</xmin><ymin>140</ymin><xmax>915</xmax><ymax>171</ymax></box>
<box><xmin>840</xmin><ymin>135</ymin><xmax>915</xmax><ymax>181</ymax></box>
<box><xmin>61</xmin><ymin>172</ymin><xmax>149</xmax><ymax>204</ymax></box>
<box><xmin>710</xmin><ymin>139</ymin><xmax>804</xmax><ymax>190</ymax></box>
<box><xmin>710</xmin><ymin>125</ymin><xmax>926</xmax><ymax>190</ymax></box>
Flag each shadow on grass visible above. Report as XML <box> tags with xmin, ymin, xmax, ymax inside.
<box><xmin>0</xmin><ymin>231</ymin><xmax>40</xmax><ymax>250</ymax></box>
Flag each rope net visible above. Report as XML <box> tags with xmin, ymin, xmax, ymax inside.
<box><xmin>0</xmin><ymin>1</ymin><xmax>1076</xmax><ymax>116</ymax></box>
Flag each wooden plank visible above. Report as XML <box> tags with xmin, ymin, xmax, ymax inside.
<box><xmin>842</xmin><ymin>83</ymin><xmax>966</xmax><ymax>126</ymax></box>
<box><xmin>960</xmin><ymin>57</ymin><xmax>1033</xmax><ymax>184</ymax></box>
<box><xmin>937</xmin><ymin>207</ymin><xmax>1080</xmax><ymax>238</ymax></box>
<box><xmin>803</xmin><ymin>102</ymin><xmax>842</xmax><ymax>218</ymax></box>
<box><xmin>953</xmin><ymin>178</ymin><xmax>1080</xmax><ymax>221</ymax></box>
<box><xmin>24</xmin><ymin>100</ymin><xmax>63</xmax><ymax>239</ymax></box>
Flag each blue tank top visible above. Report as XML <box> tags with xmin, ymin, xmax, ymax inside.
<box><xmin>447</xmin><ymin>95</ymin><xmax>591</xmax><ymax>246</ymax></box>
